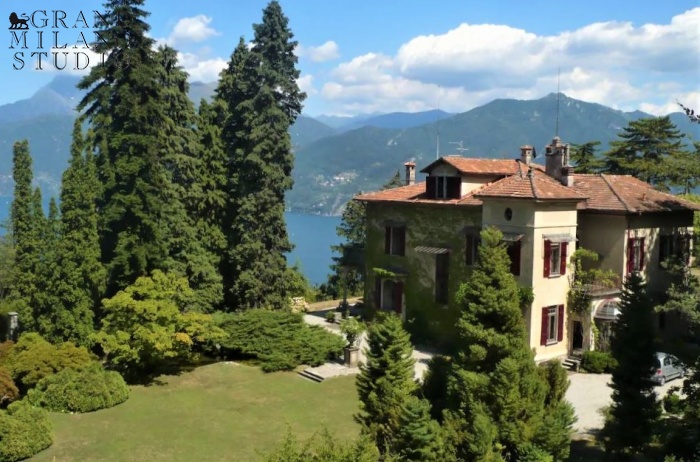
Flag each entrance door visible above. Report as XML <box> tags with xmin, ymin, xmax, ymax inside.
<box><xmin>572</xmin><ymin>321</ymin><xmax>584</xmax><ymax>350</ymax></box>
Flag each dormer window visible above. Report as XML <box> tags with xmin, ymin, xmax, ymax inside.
<box><xmin>426</xmin><ymin>176</ymin><xmax>461</xmax><ymax>199</ymax></box>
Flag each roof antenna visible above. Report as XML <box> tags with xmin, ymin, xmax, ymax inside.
<box><xmin>436</xmin><ymin>86</ymin><xmax>441</xmax><ymax>159</ymax></box>
<box><xmin>555</xmin><ymin>67</ymin><xmax>561</xmax><ymax>137</ymax></box>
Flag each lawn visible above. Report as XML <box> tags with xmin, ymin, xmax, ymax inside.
<box><xmin>31</xmin><ymin>363</ymin><xmax>359</xmax><ymax>462</ymax></box>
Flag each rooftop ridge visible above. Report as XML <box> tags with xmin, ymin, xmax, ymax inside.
<box><xmin>600</xmin><ymin>174</ymin><xmax>632</xmax><ymax>212</ymax></box>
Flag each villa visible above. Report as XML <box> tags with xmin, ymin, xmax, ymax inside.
<box><xmin>355</xmin><ymin>136</ymin><xmax>698</xmax><ymax>362</ymax></box>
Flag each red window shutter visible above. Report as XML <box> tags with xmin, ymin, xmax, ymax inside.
<box><xmin>465</xmin><ymin>234</ymin><xmax>474</xmax><ymax>265</ymax></box>
<box><xmin>426</xmin><ymin>176</ymin><xmax>437</xmax><ymax>199</ymax></box>
<box><xmin>626</xmin><ymin>238</ymin><xmax>634</xmax><ymax>274</ymax></box>
<box><xmin>512</xmin><ymin>241</ymin><xmax>521</xmax><ymax>276</ymax></box>
<box><xmin>393</xmin><ymin>281</ymin><xmax>403</xmax><ymax>314</ymax></box>
<box><xmin>557</xmin><ymin>305</ymin><xmax>564</xmax><ymax>342</ymax></box>
<box><xmin>384</xmin><ymin>227</ymin><xmax>391</xmax><ymax>254</ymax></box>
<box><xmin>543</xmin><ymin>239</ymin><xmax>551</xmax><ymax>277</ymax></box>
<box><xmin>374</xmin><ymin>278</ymin><xmax>382</xmax><ymax>308</ymax></box>
<box><xmin>540</xmin><ymin>308</ymin><xmax>548</xmax><ymax>346</ymax></box>
<box><xmin>447</xmin><ymin>177</ymin><xmax>461</xmax><ymax>198</ymax></box>
<box><xmin>560</xmin><ymin>242</ymin><xmax>568</xmax><ymax>275</ymax></box>
<box><xmin>398</xmin><ymin>227</ymin><xmax>406</xmax><ymax>256</ymax></box>
<box><xmin>640</xmin><ymin>237</ymin><xmax>645</xmax><ymax>270</ymax></box>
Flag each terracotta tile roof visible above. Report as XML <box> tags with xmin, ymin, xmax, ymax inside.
<box><xmin>419</xmin><ymin>157</ymin><xmax>545</xmax><ymax>176</ymax></box>
<box><xmin>355</xmin><ymin>182</ymin><xmax>483</xmax><ymax>206</ymax></box>
<box><xmin>572</xmin><ymin>174</ymin><xmax>700</xmax><ymax>213</ymax></box>
<box><xmin>475</xmin><ymin>168</ymin><xmax>586</xmax><ymax>201</ymax></box>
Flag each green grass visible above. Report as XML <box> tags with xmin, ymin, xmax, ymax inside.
<box><xmin>31</xmin><ymin>363</ymin><xmax>359</xmax><ymax>462</ymax></box>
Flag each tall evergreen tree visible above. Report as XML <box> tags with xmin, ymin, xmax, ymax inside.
<box><xmin>602</xmin><ymin>272</ymin><xmax>660</xmax><ymax>459</ymax></box>
<box><xmin>77</xmin><ymin>0</ymin><xmax>174</xmax><ymax>295</ymax></box>
<box><xmin>668</xmin><ymin>142</ymin><xmax>700</xmax><ymax>194</ymax></box>
<box><xmin>602</xmin><ymin>116</ymin><xmax>684</xmax><ymax>188</ymax></box>
<box><xmin>444</xmin><ymin>227</ymin><xmax>561</xmax><ymax>461</ymax></box>
<box><xmin>8</xmin><ymin>141</ymin><xmax>38</xmax><ymax>329</ymax></box>
<box><xmin>218</xmin><ymin>1</ymin><xmax>305</xmax><ymax>309</ymax></box>
<box><xmin>570</xmin><ymin>141</ymin><xmax>603</xmax><ymax>174</ymax></box>
<box><xmin>34</xmin><ymin>122</ymin><xmax>105</xmax><ymax>344</ymax></box>
<box><xmin>356</xmin><ymin>313</ymin><xmax>418</xmax><ymax>457</ymax></box>
<box><xmin>153</xmin><ymin>46</ymin><xmax>223</xmax><ymax>312</ymax></box>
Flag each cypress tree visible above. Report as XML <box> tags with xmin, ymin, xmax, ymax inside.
<box><xmin>218</xmin><ymin>0</ymin><xmax>305</xmax><ymax>310</ymax></box>
<box><xmin>153</xmin><ymin>46</ymin><xmax>223</xmax><ymax>312</ymax></box>
<box><xmin>355</xmin><ymin>313</ymin><xmax>417</xmax><ymax>456</ymax></box>
<box><xmin>444</xmin><ymin>227</ymin><xmax>559</xmax><ymax>461</ymax></box>
<box><xmin>9</xmin><ymin>140</ymin><xmax>37</xmax><ymax>329</ymax></box>
<box><xmin>602</xmin><ymin>272</ymin><xmax>660</xmax><ymax>459</ymax></box>
<box><xmin>34</xmin><ymin>121</ymin><xmax>105</xmax><ymax>344</ymax></box>
<box><xmin>77</xmin><ymin>0</ymin><xmax>173</xmax><ymax>295</ymax></box>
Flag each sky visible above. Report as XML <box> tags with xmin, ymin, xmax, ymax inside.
<box><xmin>1</xmin><ymin>0</ymin><xmax>699</xmax><ymax>116</ymax></box>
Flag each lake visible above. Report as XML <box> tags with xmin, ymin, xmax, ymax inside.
<box><xmin>0</xmin><ymin>198</ymin><xmax>342</xmax><ymax>287</ymax></box>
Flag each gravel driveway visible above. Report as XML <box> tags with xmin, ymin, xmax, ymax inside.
<box><xmin>566</xmin><ymin>372</ymin><xmax>686</xmax><ymax>436</ymax></box>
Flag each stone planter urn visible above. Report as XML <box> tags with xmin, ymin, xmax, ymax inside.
<box><xmin>343</xmin><ymin>346</ymin><xmax>360</xmax><ymax>367</ymax></box>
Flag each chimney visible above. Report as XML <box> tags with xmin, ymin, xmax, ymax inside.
<box><xmin>404</xmin><ymin>162</ymin><xmax>416</xmax><ymax>186</ymax></box>
<box><xmin>520</xmin><ymin>145</ymin><xmax>534</xmax><ymax>165</ymax></box>
<box><xmin>562</xmin><ymin>165</ymin><xmax>575</xmax><ymax>187</ymax></box>
<box><xmin>545</xmin><ymin>136</ymin><xmax>565</xmax><ymax>182</ymax></box>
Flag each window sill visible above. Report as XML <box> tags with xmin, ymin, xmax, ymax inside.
<box><xmin>546</xmin><ymin>340</ymin><xmax>558</xmax><ymax>346</ymax></box>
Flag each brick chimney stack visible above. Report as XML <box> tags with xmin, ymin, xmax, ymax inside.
<box><xmin>404</xmin><ymin>162</ymin><xmax>416</xmax><ymax>185</ymax></box>
<box><xmin>520</xmin><ymin>145</ymin><xmax>534</xmax><ymax>166</ymax></box>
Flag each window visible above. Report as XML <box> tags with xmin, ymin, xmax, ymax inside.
<box><xmin>504</xmin><ymin>208</ymin><xmax>513</xmax><ymax>221</ymax></box>
<box><xmin>506</xmin><ymin>241</ymin><xmax>521</xmax><ymax>276</ymax></box>
<box><xmin>435</xmin><ymin>253</ymin><xmax>449</xmax><ymax>304</ymax></box>
<box><xmin>659</xmin><ymin>235</ymin><xmax>690</xmax><ymax>267</ymax></box>
<box><xmin>374</xmin><ymin>278</ymin><xmax>403</xmax><ymax>314</ymax></box>
<box><xmin>540</xmin><ymin>305</ymin><xmax>564</xmax><ymax>346</ymax></box>
<box><xmin>626</xmin><ymin>237</ymin><xmax>645</xmax><ymax>273</ymax></box>
<box><xmin>426</xmin><ymin>176</ymin><xmax>461</xmax><ymax>199</ymax></box>
<box><xmin>543</xmin><ymin>240</ymin><xmax>568</xmax><ymax>278</ymax></box>
<box><xmin>465</xmin><ymin>234</ymin><xmax>481</xmax><ymax>266</ymax></box>
<box><xmin>384</xmin><ymin>226</ymin><xmax>406</xmax><ymax>256</ymax></box>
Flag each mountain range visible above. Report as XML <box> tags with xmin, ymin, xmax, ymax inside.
<box><xmin>0</xmin><ymin>75</ymin><xmax>697</xmax><ymax>215</ymax></box>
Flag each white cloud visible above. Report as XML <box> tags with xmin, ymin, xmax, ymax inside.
<box><xmin>177</xmin><ymin>52</ymin><xmax>227</xmax><ymax>82</ymax></box>
<box><xmin>297</xmin><ymin>74</ymin><xmax>316</xmax><ymax>95</ymax></box>
<box><xmin>322</xmin><ymin>8</ymin><xmax>700</xmax><ymax>115</ymax></box>
<box><xmin>296</xmin><ymin>41</ymin><xmax>340</xmax><ymax>62</ymax></box>
<box><xmin>168</xmin><ymin>15</ymin><xmax>219</xmax><ymax>45</ymax></box>
<box><xmin>640</xmin><ymin>91</ymin><xmax>700</xmax><ymax>116</ymax></box>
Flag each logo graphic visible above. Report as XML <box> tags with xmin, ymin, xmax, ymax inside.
<box><xmin>8</xmin><ymin>12</ymin><xmax>30</xmax><ymax>30</ymax></box>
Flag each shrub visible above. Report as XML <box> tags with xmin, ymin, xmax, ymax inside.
<box><xmin>0</xmin><ymin>342</ymin><xmax>14</xmax><ymax>366</ymax></box>
<box><xmin>0</xmin><ymin>400</ymin><xmax>52</xmax><ymax>461</ymax></box>
<box><xmin>4</xmin><ymin>333</ymin><xmax>92</xmax><ymax>393</ymax></box>
<box><xmin>339</xmin><ymin>317</ymin><xmax>365</xmax><ymax>347</ymax></box>
<box><xmin>325</xmin><ymin>311</ymin><xmax>336</xmax><ymax>323</ymax></box>
<box><xmin>0</xmin><ymin>367</ymin><xmax>18</xmax><ymax>407</ymax></box>
<box><xmin>218</xmin><ymin>310</ymin><xmax>344</xmax><ymax>372</ymax></box>
<box><xmin>663</xmin><ymin>388</ymin><xmax>685</xmax><ymax>415</ymax></box>
<box><xmin>581</xmin><ymin>351</ymin><xmax>617</xmax><ymax>373</ymax></box>
<box><xmin>27</xmin><ymin>363</ymin><xmax>129</xmax><ymax>413</ymax></box>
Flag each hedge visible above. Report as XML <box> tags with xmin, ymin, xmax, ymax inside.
<box><xmin>216</xmin><ymin>310</ymin><xmax>345</xmax><ymax>372</ymax></box>
<box><xmin>2</xmin><ymin>333</ymin><xmax>92</xmax><ymax>393</ymax></box>
<box><xmin>27</xmin><ymin>363</ymin><xmax>129</xmax><ymax>413</ymax></box>
<box><xmin>0</xmin><ymin>400</ymin><xmax>52</xmax><ymax>461</ymax></box>
<box><xmin>581</xmin><ymin>351</ymin><xmax>617</xmax><ymax>374</ymax></box>
<box><xmin>0</xmin><ymin>368</ymin><xmax>18</xmax><ymax>407</ymax></box>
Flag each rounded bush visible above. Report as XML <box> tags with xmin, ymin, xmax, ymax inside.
<box><xmin>27</xmin><ymin>363</ymin><xmax>129</xmax><ymax>413</ymax></box>
<box><xmin>581</xmin><ymin>351</ymin><xmax>617</xmax><ymax>374</ymax></box>
<box><xmin>0</xmin><ymin>400</ymin><xmax>52</xmax><ymax>462</ymax></box>
<box><xmin>663</xmin><ymin>389</ymin><xmax>685</xmax><ymax>415</ymax></box>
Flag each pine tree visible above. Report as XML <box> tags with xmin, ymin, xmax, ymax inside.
<box><xmin>603</xmin><ymin>116</ymin><xmax>684</xmax><ymax>188</ymax></box>
<box><xmin>570</xmin><ymin>141</ymin><xmax>603</xmax><ymax>174</ymax></box>
<box><xmin>8</xmin><ymin>140</ymin><xmax>38</xmax><ymax>329</ymax></box>
<box><xmin>444</xmin><ymin>227</ymin><xmax>558</xmax><ymax>461</ymax></box>
<box><xmin>394</xmin><ymin>396</ymin><xmax>446</xmax><ymax>462</ymax></box>
<box><xmin>602</xmin><ymin>272</ymin><xmax>661</xmax><ymax>459</ymax></box>
<box><xmin>218</xmin><ymin>1</ymin><xmax>305</xmax><ymax>309</ymax></box>
<box><xmin>355</xmin><ymin>313</ymin><xmax>417</xmax><ymax>456</ymax></box>
<box><xmin>77</xmin><ymin>0</ymin><xmax>173</xmax><ymax>295</ymax></box>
